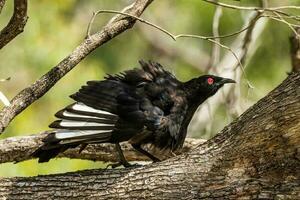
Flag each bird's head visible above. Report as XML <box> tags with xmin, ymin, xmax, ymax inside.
<box><xmin>183</xmin><ymin>75</ymin><xmax>235</xmax><ymax>103</ymax></box>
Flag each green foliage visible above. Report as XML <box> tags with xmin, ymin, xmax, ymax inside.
<box><xmin>0</xmin><ymin>0</ymin><xmax>298</xmax><ymax>176</ymax></box>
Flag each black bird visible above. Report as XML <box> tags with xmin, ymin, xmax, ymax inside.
<box><xmin>32</xmin><ymin>60</ymin><xmax>235</xmax><ymax>167</ymax></box>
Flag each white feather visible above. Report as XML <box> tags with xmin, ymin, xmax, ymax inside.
<box><xmin>55</xmin><ymin>130</ymin><xmax>110</xmax><ymax>140</ymax></box>
<box><xmin>62</xmin><ymin>111</ymin><xmax>100</xmax><ymax>119</ymax></box>
<box><xmin>59</xmin><ymin>120</ymin><xmax>114</xmax><ymax>127</ymax></box>
<box><xmin>59</xmin><ymin>138</ymin><xmax>88</xmax><ymax>145</ymax></box>
<box><xmin>72</xmin><ymin>103</ymin><xmax>116</xmax><ymax>116</ymax></box>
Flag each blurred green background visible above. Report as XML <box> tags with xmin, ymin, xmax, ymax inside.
<box><xmin>0</xmin><ymin>0</ymin><xmax>299</xmax><ymax>177</ymax></box>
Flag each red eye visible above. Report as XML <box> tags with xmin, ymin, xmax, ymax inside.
<box><xmin>207</xmin><ymin>77</ymin><xmax>214</xmax><ymax>85</ymax></box>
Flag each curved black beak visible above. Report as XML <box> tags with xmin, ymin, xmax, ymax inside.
<box><xmin>220</xmin><ymin>78</ymin><xmax>236</xmax><ymax>85</ymax></box>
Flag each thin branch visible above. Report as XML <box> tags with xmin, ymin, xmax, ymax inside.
<box><xmin>0</xmin><ymin>0</ymin><xmax>5</xmax><ymax>14</ymax></box>
<box><xmin>0</xmin><ymin>0</ymin><xmax>28</xmax><ymax>49</ymax></box>
<box><xmin>73</xmin><ymin>7</ymin><xmax>300</xmax><ymax>86</ymax></box>
<box><xmin>271</xmin><ymin>12</ymin><xmax>300</xmax><ymax>37</ymax></box>
<box><xmin>0</xmin><ymin>132</ymin><xmax>205</xmax><ymax>164</ymax></box>
<box><xmin>202</xmin><ymin>0</ymin><xmax>300</xmax><ymax>11</ymax></box>
<box><xmin>0</xmin><ymin>0</ymin><xmax>154</xmax><ymax>134</ymax></box>
<box><xmin>86</xmin><ymin>9</ymin><xmax>176</xmax><ymax>40</ymax></box>
<box><xmin>87</xmin><ymin>10</ymin><xmax>249</xmax><ymax>86</ymax></box>
<box><xmin>202</xmin><ymin>0</ymin><xmax>300</xmax><ymax>31</ymax></box>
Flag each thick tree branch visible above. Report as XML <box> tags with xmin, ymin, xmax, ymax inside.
<box><xmin>290</xmin><ymin>28</ymin><xmax>300</xmax><ymax>72</ymax></box>
<box><xmin>0</xmin><ymin>134</ymin><xmax>205</xmax><ymax>164</ymax></box>
<box><xmin>0</xmin><ymin>71</ymin><xmax>298</xmax><ymax>199</ymax></box>
<box><xmin>0</xmin><ymin>0</ymin><xmax>154</xmax><ymax>134</ymax></box>
<box><xmin>0</xmin><ymin>0</ymin><xmax>28</xmax><ymax>49</ymax></box>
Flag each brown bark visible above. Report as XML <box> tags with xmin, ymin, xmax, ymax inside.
<box><xmin>0</xmin><ymin>0</ymin><xmax>28</xmax><ymax>49</ymax></box>
<box><xmin>0</xmin><ymin>0</ymin><xmax>154</xmax><ymax>134</ymax></box>
<box><xmin>0</xmin><ymin>72</ymin><xmax>299</xmax><ymax>199</ymax></box>
<box><xmin>0</xmin><ymin>133</ymin><xmax>205</xmax><ymax>164</ymax></box>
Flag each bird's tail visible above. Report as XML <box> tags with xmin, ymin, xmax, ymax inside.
<box><xmin>32</xmin><ymin>102</ymin><xmax>118</xmax><ymax>162</ymax></box>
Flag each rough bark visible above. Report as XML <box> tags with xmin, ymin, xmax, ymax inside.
<box><xmin>0</xmin><ymin>0</ymin><xmax>28</xmax><ymax>49</ymax></box>
<box><xmin>0</xmin><ymin>72</ymin><xmax>299</xmax><ymax>199</ymax></box>
<box><xmin>0</xmin><ymin>134</ymin><xmax>205</xmax><ymax>164</ymax></box>
<box><xmin>0</xmin><ymin>0</ymin><xmax>154</xmax><ymax>134</ymax></box>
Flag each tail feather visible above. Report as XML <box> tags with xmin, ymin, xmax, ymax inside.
<box><xmin>32</xmin><ymin>102</ymin><xmax>118</xmax><ymax>162</ymax></box>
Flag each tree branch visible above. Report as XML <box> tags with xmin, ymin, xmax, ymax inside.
<box><xmin>0</xmin><ymin>133</ymin><xmax>205</xmax><ymax>164</ymax></box>
<box><xmin>0</xmin><ymin>0</ymin><xmax>28</xmax><ymax>49</ymax></box>
<box><xmin>202</xmin><ymin>0</ymin><xmax>300</xmax><ymax>11</ymax></box>
<box><xmin>0</xmin><ymin>0</ymin><xmax>154</xmax><ymax>134</ymax></box>
<box><xmin>0</xmin><ymin>72</ymin><xmax>299</xmax><ymax>199</ymax></box>
<box><xmin>0</xmin><ymin>0</ymin><xmax>5</xmax><ymax>14</ymax></box>
<box><xmin>290</xmin><ymin>27</ymin><xmax>300</xmax><ymax>72</ymax></box>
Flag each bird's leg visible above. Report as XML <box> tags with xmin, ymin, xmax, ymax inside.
<box><xmin>132</xmin><ymin>144</ymin><xmax>161</xmax><ymax>162</ymax></box>
<box><xmin>107</xmin><ymin>143</ymin><xmax>138</xmax><ymax>168</ymax></box>
<box><xmin>112</xmin><ymin>143</ymin><xmax>131</xmax><ymax>168</ymax></box>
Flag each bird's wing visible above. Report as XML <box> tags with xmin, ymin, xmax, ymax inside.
<box><xmin>106</xmin><ymin>60</ymin><xmax>181</xmax><ymax>113</ymax></box>
<box><xmin>47</xmin><ymin>79</ymin><xmax>145</xmax><ymax>144</ymax></box>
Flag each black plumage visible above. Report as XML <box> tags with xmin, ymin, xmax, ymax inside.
<box><xmin>32</xmin><ymin>60</ymin><xmax>235</xmax><ymax>166</ymax></box>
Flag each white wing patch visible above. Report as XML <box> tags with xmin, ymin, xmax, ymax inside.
<box><xmin>59</xmin><ymin>120</ymin><xmax>114</xmax><ymax>127</ymax></box>
<box><xmin>54</xmin><ymin>130</ymin><xmax>110</xmax><ymax>140</ymax></box>
<box><xmin>61</xmin><ymin>111</ymin><xmax>100</xmax><ymax>119</ymax></box>
<box><xmin>72</xmin><ymin>102</ymin><xmax>116</xmax><ymax>116</ymax></box>
<box><xmin>50</xmin><ymin>102</ymin><xmax>117</xmax><ymax>143</ymax></box>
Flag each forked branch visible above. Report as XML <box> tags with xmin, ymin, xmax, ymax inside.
<box><xmin>0</xmin><ymin>0</ymin><xmax>28</xmax><ymax>49</ymax></box>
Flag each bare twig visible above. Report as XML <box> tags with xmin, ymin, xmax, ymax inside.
<box><xmin>70</xmin><ymin>5</ymin><xmax>300</xmax><ymax>85</ymax></box>
<box><xmin>0</xmin><ymin>133</ymin><xmax>205</xmax><ymax>164</ymax></box>
<box><xmin>0</xmin><ymin>0</ymin><xmax>154</xmax><ymax>134</ymax></box>
<box><xmin>271</xmin><ymin>12</ymin><xmax>300</xmax><ymax>37</ymax></box>
<box><xmin>202</xmin><ymin>0</ymin><xmax>300</xmax><ymax>11</ymax></box>
<box><xmin>0</xmin><ymin>0</ymin><xmax>5</xmax><ymax>14</ymax></box>
<box><xmin>0</xmin><ymin>0</ymin><xmax>28</xmax><ymax>49</ymax></box>
<box><xmin>202</xmin><ymin>0</ymin><xmax>300</xmax><ymax>33</ymax></box>
<box><xmin>87</xmin><ymin>10</ymin><xmax>248</xmax><ymax>85</ymax></box>
<box><xmin>86</xmin><ymin>9</ymin><xmax>175</xmax><ymax>40</ymax></box>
